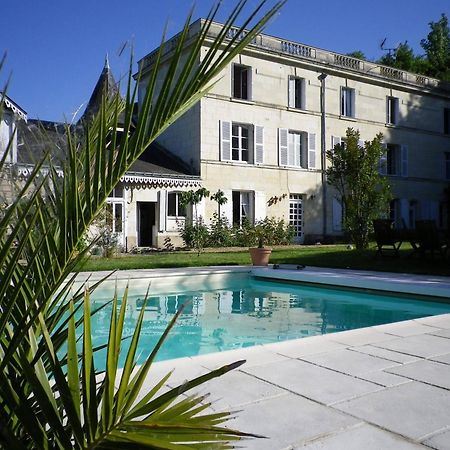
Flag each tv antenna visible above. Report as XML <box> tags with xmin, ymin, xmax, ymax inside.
<box><xmin>380</xmin><ymin>38</ymin><xmax>397</xmax><ymax>56</ymax></box>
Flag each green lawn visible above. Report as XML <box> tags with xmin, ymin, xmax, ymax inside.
<box><xmin>79</xmin><ymin>244</ymin><xmax>450</xmax><ymax>277</ymax></box>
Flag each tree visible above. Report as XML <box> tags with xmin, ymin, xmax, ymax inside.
<box><xmin>377</xmin><ymin>41</ymin><xmax>426</xmax><ymax>73</ymax></box>
<box><xmin>210</xmin><ymin>189</ymin><xmax>228</xmax><ymax>217</ymax></box>
<box><xmin>346</xmin><ymin>51</ymin><xmax>366</xmax><ymax>60</ymax></box>
<box><xmin>326</xmin><ymin>128</ymin><xmax>391</xmax><ymax>249</ymax></box>
<box><xmin>0</xmin><ymin>1</ymin><xmax>285</xmax><ymax>448</ymax></box>
<box><xmin>421</xmin><ymin>13</ymin><xmax>450</xmax><ymax>80</ymax></box>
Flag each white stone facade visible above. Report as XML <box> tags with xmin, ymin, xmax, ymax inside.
<box><xmin>137</xmin><ymin>20</ymin><xmax>450</xmax><ymax>244</ymax></box>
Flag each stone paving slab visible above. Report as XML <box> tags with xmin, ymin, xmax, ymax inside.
<box><xmin>295</xmin><ymin>423</ymin><xmax>427</xmax><ymax>449</ymax></box>
<box><xmin>372</xmin><ymin>334</ymin><xmax>450</xmax><ymax>358</ymax></box>
<box><xmin>323</xmin><ymin>327</ymin><xmax>395</xmax><ymax>346</ymax></box>
<box><xmin>349</xmin><ymin>344</ymin><xmax>420</xmax><ymax>363</ymax></box>
<box><xmin>355</xmin><ymin>369</ymin><xmax>412</xmax><ymax>387</ymax></box>
<box><xmin>374</xmin><ymin>320</ymin><xmax>437</xmax><ymax>337</ymax></box>
<box><xmin>242</xmin><ymin>358</ymin><xmax>383</xmax><ymax>406</ymax></box>
<box><xmin>263</xmin><ymin>334</ymin><xmax>348</xmax><ymax>358</ymax></box>
<box><xmin>430</xmin><ymin>353</ymin><xmax>450</xmax><ymax>364</ymax></box>
<box><xmin>227</xmin><ymin>393</ymin><xmax>360</xmax><ymax>450</ymax></box>
<box><xmin>192</xmin><ymin>344</ymin><xmax>290</xmax><ymax>370</ymax></box>
<box><xmin>334</xmin><ymin>381</ymin><xmax>450</xmax><ymax>441</ymax></box>
<box><xmin>427</xmin><ymin>328</ymin><xmax>450</xmax><ymax>339</ymax></box>
<box><xmin>299</xmin><ymin>348</ymin><xmax>400</xmax><ymax>376</ymax></box>
<box><xmin>386</xmin><ymin>359</ymin><xmax>450</xmax><ymax>389</ymax></box>
<box><xmin>191</xmin><ymin>369</ymin><xmax>286</xmax><ymax>411</ymax></box>
<box><xmin>414</xmin><ymin>314</ymin><xmax>450</xmax><ymax>329</ymax></box>
<box><xmin>423</xmin><ymin>429</ymin><xmax>450</xmax><ymax>450</ymax></box>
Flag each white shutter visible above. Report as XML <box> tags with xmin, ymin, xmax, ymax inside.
<box><xmin>254</xmin><ymin>125</ymin><xmax>264</xmax><ymax>164</ymax></box>
<box><xmin>332</xmin><ymin>197</ymin><xmax>343</xmax><ymax>232</ymax></box>
<box><xmin>158</xmin><ymin>190</ymin><xmax>167</xmax><ymax>232</ymax></box>
<box><xmin>379</xmin><ymin>143</ymin><xmax>387</xmax><ymax>175</ymax></box>
<box><xmin>278</xmin><ymin>128</ymin><xmax>288</xmax><ymax>166</ymax></box>
<box><xmin>395</xmin><ymin>98</ymin><xmax>400</xmax><ymax>125</ymax></box>
<box><xmin>196</xmin><ymin>197</ymin><xmax>206</xmax><ymax>224</ymax></box>
<box><xmin>220</xmin><ymin>120</ymin><xmax>231</xmax><ymax>161</ymax></box>
<box><xmin>401</xmin><ymin>145</ymin><xmax>408</xmax><ymax>177</ymax></box>
<box><xmin>288</xmin><ymin>76</ymin><xmax>295</xmax><ymax>107</ymax></box>
<box><xmin>308</xmin><ymin>132</ymin><xmax>316</xmax><ymax>169</ymax></box>
<box><xmin>400</xmin><ymin>199</ymin><xmax>409</xmax><ymax>228</ymax></box>
<box><xmin>254</xmin><ymin>191</ymin><xmax>266</xmax><ymax>221</ymax></box>
<box><xmin>221</xmin><ymin>190</ymin><xmax>233</xmax><ymax>224</ymax></box>
<box><xmin>386</xmin><ymin>97</ymin><xmax>390</xmax><ymax>123</ymax></box>
<box><xmin>351</xmin><ymin>89</ymin><xmax>356</xmax><ymax>117</ymax></box>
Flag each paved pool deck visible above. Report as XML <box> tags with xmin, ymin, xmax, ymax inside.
<box><xmin>118</xmin><ymin>266</ymin><xmax>450</xmax><ymax>450</ymax></box>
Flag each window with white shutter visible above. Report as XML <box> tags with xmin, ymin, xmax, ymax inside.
<box><xmin>400</xmin><ymin>145</ymin><xmax>408</xmax><ymax>177</ymax></box>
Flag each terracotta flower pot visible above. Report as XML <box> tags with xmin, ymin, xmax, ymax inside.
<box><xmin>249</xmin><ymin>247</ymin><xmax>272</xmax><ymax>266</ymax></box>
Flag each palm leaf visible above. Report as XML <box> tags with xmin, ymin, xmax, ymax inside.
<box><xmin>0</xmin><ymin>1</ymin><xmax>285</xmax><ymax>448</ymax></box>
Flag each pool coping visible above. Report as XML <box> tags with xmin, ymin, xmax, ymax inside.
<box><xmin>75</xmin><ymin>265</ymin><xmax>450</xmax><ymax>299</ymax></box>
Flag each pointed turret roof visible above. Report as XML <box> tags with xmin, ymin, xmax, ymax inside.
<box><xmin>79</xmin><ymin>58</ymin><xmax>119</xmax><ymax>123</ymax></box>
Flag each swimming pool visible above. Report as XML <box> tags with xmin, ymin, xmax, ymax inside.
<box><xmin>84</xmin><ymin>271</ymin><xmax>450</xmax><ymax>366</ymax></box>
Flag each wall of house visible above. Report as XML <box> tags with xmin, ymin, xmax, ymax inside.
<box><xmin>137</xmin><ymin>26</ymin><xmax>450</xmax><ymax>245</ymax></box>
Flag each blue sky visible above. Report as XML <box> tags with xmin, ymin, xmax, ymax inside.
<box><xmin>2</xmin><ymin>0</ymin><xmax>449</xmax><ymax>122</ymax></box>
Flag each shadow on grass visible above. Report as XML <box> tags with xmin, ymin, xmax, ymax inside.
<box><xmin>271</xmin><ymin>247</ymin><xmax>450</xmax><ymax>277</ymax></box>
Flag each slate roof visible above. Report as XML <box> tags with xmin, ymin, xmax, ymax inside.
<box><xmin>79</xmin><ymin>58</ymin><xmax>120</xmax><ymax>123</ymax></box>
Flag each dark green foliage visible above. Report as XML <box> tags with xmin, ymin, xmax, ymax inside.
<box><xmin>346</xmin><ymin>51</ymin><xmax>366</xmax><ymax>60</ymax></box>
<box><xmin>178</xmin><ymin>216</ymin><xmax>294</xmax><ymax>248</ymax></box>
<box><xmin>326</xmin><ymin>128</ymin><xmax>391</xmax><ymax>250</ymax></box>
<box><xmin>420</xmin><ymin>13</ymin><xmax>450</xmax><ymax>80</ymax></box>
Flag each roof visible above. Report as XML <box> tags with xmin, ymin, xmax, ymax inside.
<box><xmin>79</xmin><ymin>58</ymin><xmax>120</xmax><ymax>123</ymax></box>
<box><xmin>1</xmin><ymin>93</ymin><xmax>27</xmax><ymax>120</ymax></box>
<box><xmin>17</xmin><ymin>119</ymin><xmax>197</xmax><ymax>183</ymax></box>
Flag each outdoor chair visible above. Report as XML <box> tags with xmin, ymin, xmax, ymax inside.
<box><xmin>373</xmin><ymin>219</ymin><xmax>403</xmax><ymax>257</ymax></box>
<box><xmin>415</xmin><ymin>220</ymin><xmax>448</xmax><ymax>259</ymax></box>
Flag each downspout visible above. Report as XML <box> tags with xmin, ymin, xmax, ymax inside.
<box><xmin>318</xmin><ymin>72</ymin><xmax>328</xmax><ymax>239</ymax></box>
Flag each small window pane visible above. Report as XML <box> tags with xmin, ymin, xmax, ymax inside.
<box><xmin>167</xmin><ymin>193</ymin><xmax>177</xmax><ymax>216</ymax></box>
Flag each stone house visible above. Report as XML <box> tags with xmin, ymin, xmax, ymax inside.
<box><xmin>136</xmin><ymin>20</ymin><xmax>450</xmax><ymax>245</ymax></box>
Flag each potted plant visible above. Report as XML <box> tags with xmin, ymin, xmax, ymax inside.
<box><xmin>249</xmin><ymin>226</ymin><xmax>272</xmax><ymax>266</ymax></box>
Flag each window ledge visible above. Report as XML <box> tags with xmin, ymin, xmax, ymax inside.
<box><xmin>339</xmin><ymin>115</ymin><xmax>357</xmax><ymax>121</ymax></box>
<box><xmin>230</xmin><ymin>97</ymin><xmax>254</xmax><ymax>105</ymax></box>
<box><xmin>385</xmin><ymin>122</ymin><xmax>398</xmax><ymax>127</ymax></box>
<box><xmin>287</xmin><ymin>107</ymin><xmax>308</xmax><ymax>113</ymax></box>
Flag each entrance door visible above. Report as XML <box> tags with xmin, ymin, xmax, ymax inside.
<box><xmin>138</xmin><ymin>202</ymin><xmax>156</xmax><ymax>247</ymax></box>
<box><xmin>289</xmin><ymin>194</ymin><xmax>303</xmax><ymax>243</ymax></box>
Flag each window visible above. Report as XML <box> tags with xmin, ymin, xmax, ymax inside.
<box><xmin>289</xmin><ymin>194</ymin><xmax>303</xmax><ymax>241</ymax></box>
<box><xmin>232</xmin><ymin>191</ymin><xmax>254</xmax><ymax>226</ymax></box>
<box><xmin>109</xmin><ymin>184</ymin><xmax>124</xmax><ymax>199</ymax></box>
<box><xmin>106</xmin><ymin>201</ymin><xmax>125</xmax><ymax>234</ymax></box>
<box><xmin>220</xmin><ymin>121</ymin><xmax>264</xmax><ymax>164</ymax></box>
<box><xmin>279</xmin><ymin>129</ymin><xmax>316</xmax><ymax>169</ymax></box>
<box><xmin>380</xmin><ymin>144</ymin><xmax>408</xmax><ymax>177</ymax></box>
<box><xmin>288</xmin><ymin>76</ymin><xmax>305</xmax><ymax>109</ymax></box>
<box><xmin>167</xmin><ymin>192</ymin><xmax>186</xmax><ymax>217</ymax></box>
<box><xmin>287</xmin><ymin>131</ymin><xmax>306</xmax><ymax>168</ymax></box>
<box><xmin>446</xmin><ymin>152</ymin><xmax>450</xmax><ymax>180</ymax></box>
<box><xmin>232</xmin><ymin>64</ymin><xmax>251</xmax><ymax>100</ymax></box>
<box><xmin>386</xmin><ymin>144</ymin><xmax>400</xmax><ymax>175</ymax></box>
<box><xmin>232</xmin><ymin>123</ymin><xmax>251</xmax><ymax>162</ymax></box>
<box><xmin>445</xmin><ymin>108</ymin><xmax>450</xmax><ymax>135</ymax></box>
<box><xmin>340</xmin><ymin>87</ymin><xmax>355</xmax><ymax>117</ymax></box>
<box><xmin>387</xmin><ymin>96</ymin><xmax>399</xmax><ymax>125</ymax></box>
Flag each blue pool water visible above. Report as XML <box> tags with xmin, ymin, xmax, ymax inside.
<box><xmin>85</xmin><ymin>274</ymin><xmax>450</xmax><ymax>366</ymax></box>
